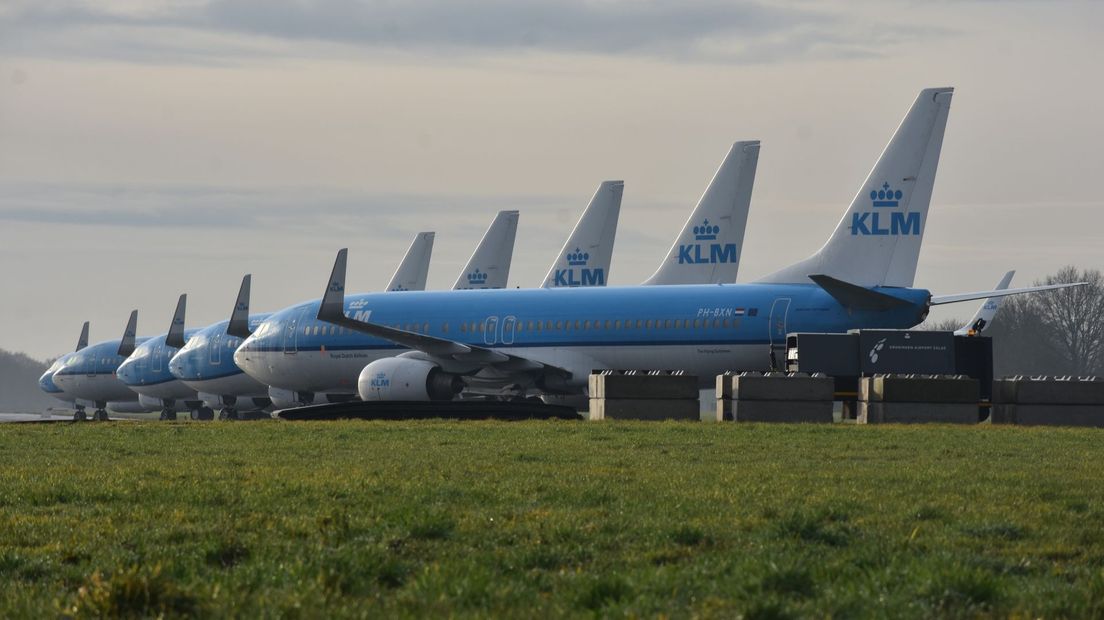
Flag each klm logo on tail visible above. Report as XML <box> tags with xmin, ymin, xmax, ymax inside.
<box><xmin>467</xmin><ymin>269</ymin><xmax>489</xmax><ymax>287</ymax></box>
<box><xmin>554</xmin><ymin>248</ymin><xmax>605</xmax><ymax>287</ymax></box>
<box><xmin>678</xmin><ymin>219</ymin><xmax>738</xmax><ymax>265</ymax></box>
<box><xmin>850</xmin><ymin>182</ymin><xmax>920</xmax><ymax>236</ymax></box>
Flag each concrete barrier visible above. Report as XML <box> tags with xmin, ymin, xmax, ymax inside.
<box><xmin>589</xmin><ymin>371</ymin><xmax>699</xmax><ymax>400</ymax></box>
<box><xmin>857</xmin><ymin>375</ymin><xmax>979</xmax><ymax>424</ymax></box>
<box><xmin>992</xmin><ymin>377</ymin><xmax>1104</xmax><ymax>426</ymax></box>
<box><xmin>588</xmin><ymin>371</ymin><xmax>700</xmax><ymax>421</ymax></box>
<box><xmin>588</xmin><ymin>398</ymin><xmax>700</xmax><ymax>421</ymax></box>
<box><xmin>716</xmin><ymin>372</ymin><xmax>834</xmax><ymax>423</ymax></box>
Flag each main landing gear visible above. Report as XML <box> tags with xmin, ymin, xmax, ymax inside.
<box><xmin>73</xmin><ymin>407</ymin><xmax>87</xmax><ymax>422</ymax></box>
<box><xmin>189</xmin><ymin>407</ymin><xmax>215</xmax><ymax>421</ymax></box>
<box><xmin>92</xmin><ymin>409</ymin><xmax>109</xmax><ymax>421</ymax></box>
<box><xmin>218</xmin><ymin>408</ymin><xmax>239</xmax><ymax>421</ymax></box>
<box><xmin>159</xmin><ymin>408</ymin><xmax>178</xmax><ymax>421</ymax></box>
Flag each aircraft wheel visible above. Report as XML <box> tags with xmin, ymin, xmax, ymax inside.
<box><xmin>198</xmin><ymin>407</ymin><xmax>215</xmax><ymax>421</ymax></box>
<box><xmin>94</xmin><ymin>409</ymin><xmax>109</xmax><ymax>421</ymax></box>
<box><xmin>73</xmin><ymin>409</ymin><xmax>87</xmax><ymax>422</ymax></box>
<box><xmin>190</xmin><ymin>409</ymin><xmax>199</xmax><ymax>421</ymax></box>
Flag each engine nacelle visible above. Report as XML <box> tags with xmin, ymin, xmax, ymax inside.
<box><xmin>358</xmin><ymin>358</ymin><xmax>461</xmax><ymax>401</ymax></box>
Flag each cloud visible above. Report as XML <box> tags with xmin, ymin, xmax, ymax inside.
<box><xmin>0</xmin><ymin>0</ymin><xmax>950</xmax><ymax>65</ymax></box>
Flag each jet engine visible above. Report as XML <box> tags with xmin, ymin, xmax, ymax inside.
<box><xmin>358</xmin><ymin>358</ymin><xmax>462</xmax><ymax>401</ymax></box>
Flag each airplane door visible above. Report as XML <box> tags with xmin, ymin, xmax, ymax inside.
<box><xmin>768</xmin><ymin>298</ymin><xmax>791</xmax><ymax>370</ymax></box>
<box><xmin>483</xmin><ymin>316</ymin><xmax>499</xmax><ymax>345</ymax></box>
<box><xmin>153</xmin><ymin>344</ymin><xmax>163</xmax><ymax>373</ymax></box>
<box><xmin>283</xmin><ymin>314</ymin><xmax>299</xmax><ymax>355</ymax></box>
<box><xmin>210</xmin><ymin>333</ymin><xmax>222</xmax><ymax>365</ymax></box>
<box><xmin>501</xmin><ymin>316</ymin><xmax>516</xmax><ymax>345</ymax></box>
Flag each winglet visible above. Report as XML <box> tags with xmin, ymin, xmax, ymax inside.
<box><xmin>227</xmin><ymin>274</ymin><xmax>253</xmax><ymax>338</ymax></box>
<box><xmin>318</xmin><ymin>248</ymin><xmax>349</xmax><ymax>323</ymax></box>
<box><xmin>75</xmin><ymin>321</ymin><xmax>89</xmax><ymax>352</ymax></box>
<box><xmin>165</xmin><ymin>294</ymin><xmax>187</xmax><ymax>348</ymax></box>
<box><xmin>117</xmin><ymin>310</ymin><xmax>138</xmax><ymax>357</ymax></box>
<box><xmin>955</xmin><ymin>270</ymin><xmax>1014</xmax><ymax>335</ymax></box>
<box><xmin>809</xmin><ymin>274</ymin><xmax>912</xmax><ymax>311</ymax></box>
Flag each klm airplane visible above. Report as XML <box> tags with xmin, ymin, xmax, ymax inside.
<box><xmin>38</xmin><ymin>322</ymin><xmax>89</xmax><ymax>414</ymax></box>
<box><xmin>168</xmin><ymin>230</ymin><xmax>437</xmax><ymax>416</ymax></box>
<box><xmin>116</xmin><ymin>295</ymin><xmax>205</xmax><ymax>420</ymax></box>
<box><xmin>955</xmin><ymin>271</ymin><xmax>1014</xmax><ymax>336</ymax></box>
<box><xmin>178</xmin><ymin>186</ymin><xmax>623</xmax><ymax>411</ymax></box>
<box><xmin>234</xmin><ymin>88</ymin><xmax>1082</xmax><ymax>402</ymax></box>
<box><xmin>50</xmin><ymin>313</ymin><xmax>152</xmax><ymax>420</ymax></box>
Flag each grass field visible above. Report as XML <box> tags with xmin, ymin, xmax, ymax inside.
<box><xmin>2</xmin><ymin>421</ymin><xmax>1104</xmax><ymax>618</ymax></box>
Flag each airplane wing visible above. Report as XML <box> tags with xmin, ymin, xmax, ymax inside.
<box><xmin>117</xmin><ymin>310</ymin><xmax>138</xmax><ymax>357</ymax></box>
<box><xmin>318</xmin><ymin>249</ymin><xmax>555</xmax><ymax>374</ymax></box>
<box><xmin>954</xmin><ymin>270</ymin><xmax>1013</xmax><ymax>336</ymax></box>
<box><xmin>930</xmin><ymin>282</ymin><xmax>1086</xmax><ymax>306</ymax></box>
<box><xmin>227</xmin><ymin>275</ymin><xmax>253</xmax><ymax>338</ymax></box>
<box><xmin>165</xmin><ymin>294</ymin><xmax>188</xmax><ymax>348</ymax></box>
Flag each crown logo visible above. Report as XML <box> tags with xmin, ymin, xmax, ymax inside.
<box><xmin>391</xmin><ymin>285</ymin><xmax>408</xmax><ymax>291</ymax></box>
<box><xmin>693</xmin><ymin>219</ymin><xmax>719</xmax><ymax>241</ymax></box>
<box><xmin>328</xmin><ymin>281</ymin><xmax>344</xmax><ymax>293</ymax></box>
<box><xmin>235</xmin><ymin>302</ymin><xmax>247</xmax><ymax>312</ymax></box>
<box><xmin>870</xmin><ymin>182</ymin><xmax>903</xmax><ymax>208</ymax></box>
<box><xmin>467</xmin><ymin>269</ymin><xmax>488</xmax><ymax>286</ymax></box>
<box><xmin>567</xmin><ymin>247</ymin><xmax>589</xmax><ymax>266</ymax></box>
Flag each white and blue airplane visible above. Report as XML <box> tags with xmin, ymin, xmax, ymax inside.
<box><xmin>38</xmin><ymin>322</ymin><xmax>89</xmax><ymax>415</ymax></box>
<box><xmin>179</xmin><ymin>185</ymin><xmax>622</xmax><ymax>410</ymax></box>
<box><xmin>50</xmin><ymin>313</ymin><xmax>152</xmax><ymax>420</ymax></box>
<box><xmin>234</xmin><ymin>87</ymin><xmax>1083</xmax><ymax>403</ymax></box>
<box><xmin>116</xmin><ymin>295</ymin><xmax>206</xmax><ymax>420</ymax></box>
<box><xmin>167</xmin><ymin>230</ymin><xmax>438</xmax><ymax>416</ymax></box>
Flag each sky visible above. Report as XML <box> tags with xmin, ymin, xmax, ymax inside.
<box><xmin>1</xmin><ymin>0</ymin><xmax>1102</xmax><ymax>360</ymax></box>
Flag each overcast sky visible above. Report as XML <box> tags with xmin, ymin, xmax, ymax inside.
<box><xmin>1</xmin><ymin>0</ymin><xmax>1102</xmax><ymax>360</ymax></box>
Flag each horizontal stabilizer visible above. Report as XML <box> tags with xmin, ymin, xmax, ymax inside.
<box><xmin>117</xmin><ymin>310</ymin><xmax>138</xmax><ymax>357</ymax></box>
<box><xmin>227</xmin><ymin>274</ymin><xmax>253</xmax><ymax>338</ymax></box>
<box><xmin>931</xmin><ymin>281</ymin><xmax>1087</xmax><ymax>306</ymax></box>
<box><xmin>809</xmin><ymin>274</ymin><xmax>912</xmax><ymax>311</ymax></box>
<box><xmin>165</xmin><ymin>294</ymin><xmax>187</xmax><ymax>348</ymax></box>
<box><xmin>76</xmin><ymin>321</ymin><xmax>89</xmax><ymax>352</ymax></box>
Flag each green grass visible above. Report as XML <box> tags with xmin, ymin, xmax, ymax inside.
<box><xmin>2</xmin><ymin>421</ymin><xmax>1104</xmax><ymax>617</ymax></box>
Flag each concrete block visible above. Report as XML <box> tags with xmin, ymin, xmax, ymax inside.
<box><xmin>728</xmin><ymin>373</ymin><xmax>834</xmax><ymax>402</ymax></box>
<box><xmin>993</xmin><ymin>379</ymin><xmax>1104</xmax><ymax>405</ymax></box>
<box><xmin>858</xmin><ymin>401</ymin><xmax>979</xmax><ymax>424</ymax></box>
<box><xmin>588</xmin><ymin>398</ymin><xmax>700</xmax><ymax>421</ymax></box>
<box><xmin>991</xmin><ymin>404</ymin><xmax>1104</xmax><ymax>427</ymax></box>
<box><xmin>732</xmin><ymin>400</ymin><xmax>834</xmax><ymax>423</ymax></box>
<box><xmin>859</xmin><ymin>375</ymin><xmax>979</xmax><ymax>404</ymax></box>
<box><xmin>589</xmin><ymin>373</ymin><xmax>699</xmax><ymax>400</ymax></box>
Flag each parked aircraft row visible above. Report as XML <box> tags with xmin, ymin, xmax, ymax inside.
<box><xmin>40</xmin><ymin>87</ymin><xmax>1081</xmax><ymax>421</ymax></box>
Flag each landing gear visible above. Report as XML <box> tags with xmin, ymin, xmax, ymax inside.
<box><xmin>73</xmin><ymin>408</ymin><xmax>87</xmax><ymax>422</ymax></box>
<box><xmin>159</xmin><ymin>408</ymin><xmax>178</xmax><ymax>421</ymax></box>
<box><xmin>218</xmin><ymin>407</ymin><xmax>239</xmax><ymax>421</ymax></box>
<box><xmin>191</xmin><ymin>407</ymin><xmax>215</xmax><ymax>421</ymax></box>
<box><xmin>93</xmin><ymin>409</ymin><xmax>109</xmax><ymax>421</ymax></box>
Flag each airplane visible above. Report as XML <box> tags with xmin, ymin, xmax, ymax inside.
<box><xmin>233</xmin><ymin>87</ymin><xmax>1085</xmax><ymax>404</ymax></box>
<box><xmin>956</xmin><ymin>271</ymin><xmax>1014</xmax><ymax>336</ymax></box>
<box><xmin>38</xmin><ymin>322</ymin><xmax>89</xmax><ymax>414</ymax></box>
<box><xmin>50</xmin><ymin>313</ymin><xmax>152</xmax><ymax>420</ymax></box>
<box><xmin>116</xmin><ymin>295</ymin><xmax>205</xmax><ymax>420</ymax></box>
<box><xmin>167</xmin><ymin>231</ymin><xmax>437</xmax><ymax>416</ymax></box>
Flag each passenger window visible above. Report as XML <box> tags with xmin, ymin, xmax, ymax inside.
<box><xmin>693</xmin><ymin>319</ymin><xmax>701</xmax><ymax>328</ymax></box>
<box><xmin>422</xmin><ymin>322</ymin><xmax>429</xmax><ymax>332</ymax></box>
<box><xmin>477</xmin><ymin>322</ymin><xmax>484</xmax><ymax>333</ymax></box>
<box><xmin>443</xmin><ymin>322</ymin><xmax>450</xmax><ymax>333</ymax></box>
<box><xmin>645</xmin><ymin>320</ymin><xmax>653</xmax><ymax>329</ymax></box>
<box><xmin>556</xmin><ymin>320</ymin><xmax>563</xmax><ymax>330</ymax></box>
<box><xmin>665</xmin><ymin>319</ymin><xmax>673</xmax><ymax>329</ymax></box>
<box><xmin>722</xmin><ymin>319</ymin><xmax>730</xmax><ymax>328</ymax></box>
<box><xmin>303</xmin><ymin>326</ymin><xmax>309</xmax><ymax>336</ymax></box>
<box><xmin>574</xmin><ymin>320</ymin><xmax>581</xmax><ymax>330</ymax></box>
<box><xmin>583</xmin><ymin>320</ymin><xmax>590</xmax><ymax>330</ymax></box>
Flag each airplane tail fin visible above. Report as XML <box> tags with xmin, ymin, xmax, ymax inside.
<box><xmin>76</xmin><ymin>321</ymin><xmax>89</xmax><ymax>352</ymax></box>
<box><xmin>386</xmin><ymin>232</ymin><xmax>435</xmax><ymax>292</ymax></box>
<box><xmin>541</xmin><ymin>181</ymin><xmax>623</xmax><ymax>288</ymax></box>
<box><xmin>644</xmin><ymin>140</ymin><xmax>760</xmax><ymax>285</ymax></box>
<box><xmin>117</xmin><ymin>310</ymin><xmax>138</xmax><ymax>357</ymax></box>
<box><xmin>165</xmin><ymin>294</ymin><xmax>187</xmax><ymax>348</ymax></box>
<box><xmin>954</xmin><ymin>270</ymin><xmax>1014</xmax><ymax>336</ymax></box>
<box><xmin>227</xmin><ymin>274</ymin><xmax>253</xmax><ymax>338</ymax></box>
<box><xmin>452</xmin><ymin>210</ymin><xmax>519</xmax><ymax>290</ymax></box>
<box><xmin>756</xmin><ymin>88</ymin><xmax>954</xmax><ymax>287</ymax></box>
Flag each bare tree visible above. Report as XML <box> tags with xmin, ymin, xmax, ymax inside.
<box><xmin>988</xmin><ymin>266</ymin><xmax>1104</xmax><ymax>376</ymax></box>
